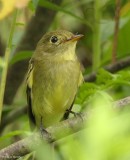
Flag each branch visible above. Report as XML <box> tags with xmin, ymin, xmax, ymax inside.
<box><xmin>114</xmin><ymin>96</ymin><xmax>130</xmax><ymax>108</ymax></box>
<box><xmin>0</xmin><ymin>96</ymin><xmax>130</xmax><ymax>159</ymax></box>
<box><xmin>0</xmin><ymin>113</ymin><xmax>88</xmax><ymax>160</ymax></box>
<box><xmin>84</xmin><ymin>56</ymin><xmax>130</xmax><ymax>82</ymax></box>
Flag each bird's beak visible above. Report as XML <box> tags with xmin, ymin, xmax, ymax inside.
<box><xmin>66</xmin><ymin>34</ymin><xmax>84</xmax><ymax>42</ymax></box>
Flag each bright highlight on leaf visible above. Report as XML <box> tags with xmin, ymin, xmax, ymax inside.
<box><xmin>120</xmin><ymin>2</ymin><xmax>130</xmax><ymax>16</ymax></box>
<box><xmin>0</xmin><ymin>0</ymin><xmax>30</xmax><ymax>20</ymax></box>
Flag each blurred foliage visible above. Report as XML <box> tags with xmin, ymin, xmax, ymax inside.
<box><xmin>57</xmin><ymin>93</ymin><xmax>130</xmax><ymax>160</ymax></box>
<box><xmin>0</xmin><ymin>0</ymin><xmax>30</xmax><ymax>20</ymax></box>
<box><xmin>0</xmin><ymin>0</ymin><xmax>130</xmax><ymax>159</ymax></box>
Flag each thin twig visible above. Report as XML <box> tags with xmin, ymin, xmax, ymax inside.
<box><xmin>84</xmin><ymin>56</ymin><xmax>130</xmax><ymax>82</ymax></box>
<box><xmin>0</xmin><ymin>106</ymin><xmax>27</xmax><ymax>132</ymax></box>
<box><xmin>112</xmin><ymin>0</ymin><xmax>121</xmax><ymax>63</ymax></box>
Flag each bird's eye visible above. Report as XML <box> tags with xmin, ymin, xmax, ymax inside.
<box><xmin>50</xmin><ymin>36</ymin><xmax>58</xmax><ymax>43</ymax></box>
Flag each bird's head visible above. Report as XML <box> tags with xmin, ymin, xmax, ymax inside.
<box><xmin>35</xmin><ymin>30</ymin><xmax>83</xmax><ymax>58</ymax></box>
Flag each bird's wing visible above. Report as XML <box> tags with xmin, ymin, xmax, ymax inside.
<box><xmin>26</xmin><ymin>59</ymin><xmax>36</xmax><ymax>129</ymax></box>
<box><xmin>63</xmin><ymin>66</ymin><xmax>84</xmax><ymax>120</ymax></box>
<box><xmin>78</xmin><ymin>71</ymin><xmax>84</xmax><ymax>86</ymax></box>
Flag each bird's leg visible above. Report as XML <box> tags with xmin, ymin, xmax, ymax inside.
<box><xmin>63</xmin><ymin>101</ymin><xmax>74</xmax><ymax>120</ymax></box>
<box><xmin>40</xmin><ymin>117</ymin><xmax>53</xmax><ymax>142</ymax></box>
<box><xmin>64</xmin><ymin>109</ymin><xmax>83</xmax><ymax>122</ymax></box>
<box><xmin>40</xmin><ymin>117</ymin><xmax>47</xmax><ymax>133</ymax></box>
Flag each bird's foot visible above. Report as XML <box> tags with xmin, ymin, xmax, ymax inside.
<box><xmin>66</xmin><ymin>109</ymin><xmax>80</xmax><ymax>117</ymax></box>
<box><xmin>66</xmin><ymin>109</ymin><xmax>83</xmax><ymax>121</ymax></box>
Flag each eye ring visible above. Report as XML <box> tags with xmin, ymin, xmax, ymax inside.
<box><xmin>50</xmin><ymin>36</ymin><xmax>58</xmax><ymax>43</ymax></box>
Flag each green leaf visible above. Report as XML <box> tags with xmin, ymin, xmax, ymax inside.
<box><xmin>76</xmin><ymin>83</ymin><xmax>99</xmax><ymax>105</ymax></box>
<box><xmin>113</xmin><ymin>70</ymin><xmax>130</xmax><ymax>86</ymax></box>
<box><xmin>96</xmin><ymin>69</ymin><xmax>130</xmax><ymax>89</ymax></box>
<box><xmin>10</xmin><ymin>51</ymin><xmax>33</xmax><ymax>65</ymax></box>
<box><xmin>101</xmin><ymin>17</ymin><xmax>130</xmax><ymax>42</ymax></box>
<box><xmin>38</xmin><ymin>0</ymin><xmax>92</xmax><ymax>28</ymax></box>
<box><xmin>117</xmin><ymin>19</ymin><xmax>130</xmax><ymax>56</ymax></box>
<box><xmin>15</xmin><ymin>22</ymin><xmax>25</xmax><ymax>26</ymax></box>
<box><xmin>0</xmin><ymin>130</ymin><xmax>29</xmax><ymax>141</ymax></box>
<box><xmin>96</xmin><ymin>69</ymin><xmax>114</xmax><ymax>85</ymax></box>
<box><xmin>101</xmin><ymin>17</ymin><xmax>130</xmax><ymax>65</ymax></box>
<box><xmin>32</xmin><ymin>0</ymin><xmax>40</xmax><ymax>9</ymax></box>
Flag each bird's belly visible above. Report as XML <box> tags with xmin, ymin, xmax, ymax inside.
<box><xmin>32</xmin><ymin>61</ymin><xmax>80</xmax><ymax>128</ymax></box>
<box><xmin>32</xmin><ymin>81</ymin><xmax>77</xmax><ymax>128</ymax></box>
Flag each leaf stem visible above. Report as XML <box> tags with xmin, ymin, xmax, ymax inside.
<box><xmin>92</xmin><ymin>0</ymin><xmax>102</xmax><ymax>71</ymax></box>
<box><xmin>0</xmin><ymin>10</ymin><xmax>17</xmax><ymax>123</ymax></box>
<box><xmin>112</xmin><ymin>0</ymin><xmax>121</xmax><ymax>63</ymax></box>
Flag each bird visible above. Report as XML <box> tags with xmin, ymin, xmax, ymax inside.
<box><xmin>26</xmin><ymin>30</ymin><xmax>83</xmax><ymax>130</ymax></box>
